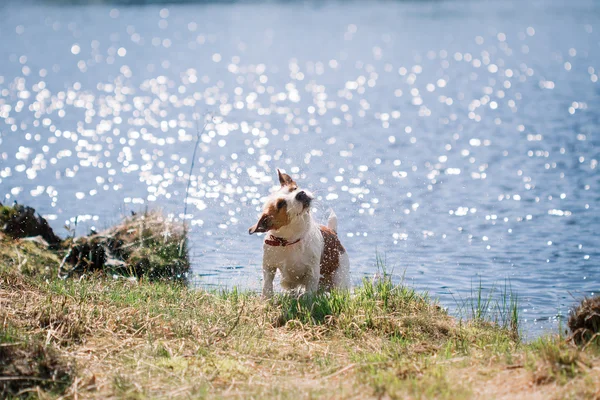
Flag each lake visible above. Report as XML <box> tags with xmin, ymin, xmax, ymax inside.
<box><xmin>1</xmin><ymin>0</ymin><xmax>599</xmax><ymax>338</ymax></box>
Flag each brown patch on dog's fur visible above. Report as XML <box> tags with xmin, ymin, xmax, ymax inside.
<box><xmin>319</xmin><ymin>226</ymin><xmax>345</xmax><ymax>290</ymax></box>
<box><xmin>248</xmin><ymin>198</ymin><xmax>291</xmax><ymax>234</ymax></box>
<box><xmin>277</xmin><ymin>170</ymin><xmax>298</xmax><ymax>192</ymax></box>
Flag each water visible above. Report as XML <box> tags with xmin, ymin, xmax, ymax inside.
<box><xmin>1</xmin><ymin>0</ymin><xmax>599</xmax><ymax>339</ymax></box>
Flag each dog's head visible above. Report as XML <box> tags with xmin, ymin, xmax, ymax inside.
<box><xmin>248</xmin><ymin>169</ymin><xmax>313</xmax><ymax>235</ymax></box>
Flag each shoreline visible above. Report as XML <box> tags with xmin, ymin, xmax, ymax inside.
<box><xmin>1</xmin><ymin>207</ymin><xmax>599</xmax><ymax>398</ymax></box>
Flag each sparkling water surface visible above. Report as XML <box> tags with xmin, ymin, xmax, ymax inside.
<box><xmin>1</xmin><ymin>0</ymin><xmax>599</xmax><ymax>339</ymax></box>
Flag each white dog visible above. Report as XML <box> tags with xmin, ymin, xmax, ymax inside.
<box><xmin>249</xmin><ymin>169</ymin><xmax>350</xmax><ymax>297</ymax></box>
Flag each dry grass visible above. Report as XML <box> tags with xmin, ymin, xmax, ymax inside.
<box><xmin>0</xmin><ymin>320</ymin><xmax>73</xmax><ymax>398</ymax></box>
<box><xmin>1</xmin><ymin>231</ymin><xmax>600</xmax><ymax>399</ymax></box>
<box><xmin>568</xmin><ymin>296</ymin><xmax>600</xmax><ymax>347</ymax></box>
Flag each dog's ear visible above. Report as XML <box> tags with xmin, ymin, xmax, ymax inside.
<box><xmin>248</xmin><ymin>213</ymin><xmax>271</xmax><ymax>235</ymax></box>
<box><xmin>277</xmin><ymin>169</ymin><xmax>296</xmax><ymax>187</ymax></box>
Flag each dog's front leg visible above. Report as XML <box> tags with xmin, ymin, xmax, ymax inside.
<box><xmin>304</xmin><ymin>263</ymin><xmax>320</xmax><ymax>294</ymax></box>
<box><xmin>262</xmin><ymin>264</ymin><xmax>276</xmax><ymax>299</ymax></box>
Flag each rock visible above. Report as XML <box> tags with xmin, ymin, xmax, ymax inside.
<box><xmin>20</xmin><ymin>235</ymin><xmax>50</xmax><ymax>248</ymax></box>
<box><xmin>62</xmin><ymin>237</ymin><xmax>107</xmax><ymax>274</ymax></box>
<box><xmin>60</xmin><ymin>211</ymin><xmax>189</xmax><ymax>281</ymax></box>
<box><xmin>0</xmin><ymin>202</ymin><xmax>61</xmax><ymax>247</ymax></box>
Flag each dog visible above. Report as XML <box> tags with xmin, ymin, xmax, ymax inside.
<box><xmin>249</xmin><ymin>169</ymin><xmax>350</xmax><ymax>298</ymax></box>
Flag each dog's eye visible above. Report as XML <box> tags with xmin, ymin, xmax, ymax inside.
<box><xmin>277</xmin><ymin>199</ymin><xmax>286</xmax><ymax>210</ymax></box>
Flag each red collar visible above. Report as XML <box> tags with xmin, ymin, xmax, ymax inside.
<box><xmin>265</xmin><ymin>235</ymin><xmax>301</xmax><ymax>247</ymax></box>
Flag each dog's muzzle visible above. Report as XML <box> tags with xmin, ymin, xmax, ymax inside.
<box><xmin>296</xmin><ymin>191</ymin><xmax>312</xmax><ymax>209</ymax></box>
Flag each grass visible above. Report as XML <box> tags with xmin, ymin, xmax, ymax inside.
<box><xmin>0</xmin><ymin>328</ymin><xmax>73</xmax><ymax>398</ymax></box>
<box><xmin>453</xmin><ymin>278</ymin><xmax>520</xmax><ymax>337</ymax></box>
<box><xmin>61</xmin><ymin>210</ymin><xmax>190</xmax><ymax>281</ymax></box>
<box><xmin>0</xmin><ymin>202</ymin><xmax>189</xmax><ymax>282</ymax></box>
<box><xmin>0</xmin><ymin>204</ymin><xmax>18</xmax><ymax>223</ymax></box>
<box><xmin>1</xmin><ymin>220</ymin><xmax>600</xmax><ymax>398</ymax></box>
<box><xmin>529</xmin><ymin>335</ymin><xmax>589</xmax><ymax>384</ymax></box>
<box><xmin>568</xmin><ymin>296</ymin><xmax>600</xmax><ymax>347</ymax></box>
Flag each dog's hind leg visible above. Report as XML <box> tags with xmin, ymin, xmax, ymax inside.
<box><xmin>333</xmin><ymin>251</ymin><xmax>351</xmax><ymax>290</ymax></box>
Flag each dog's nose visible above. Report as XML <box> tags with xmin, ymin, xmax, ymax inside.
<box><xmin>296</xmin><ymin>191</ymin><xmax>308</xmax><ymax>201</ymax></box>
<box><xmin>295</xmin><ymin>191</ymin><xmax>311</xmax><ymax>207</ymax></box>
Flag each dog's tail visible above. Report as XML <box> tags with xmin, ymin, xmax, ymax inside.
<box><xmin>327</xmin><ymin>210</ymin><xmax>338</xmax><ymax>233</ymax></box>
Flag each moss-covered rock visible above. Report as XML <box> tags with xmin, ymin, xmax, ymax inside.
<box><xmin>62</xmin><ymin>211</ymin><xmax>190</xmax><ymax>281</ymax></box>
<box><xmin>0</xmin><ymin>202</ymin><xmax>190</xmax><ymax>282</ymax></box>
<box><xmin>0</xmin><ymin>202</ymin><xmax>61</xmax><ymax>247</ymax></box>
<box><xmin>568</xmin><ymin>296</ymin><xmax>600</xmax><ymax>346</ymax></box>
<box><xmin>0</xmin><ymin>236</ymin><xmax>62</xmax><ymax>278</ymax></box>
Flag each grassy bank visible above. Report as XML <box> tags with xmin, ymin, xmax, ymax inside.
<box><xmin>1</xmin><ymin>225</ymin><xmax>599</xmax><ymax>398</ymax></box>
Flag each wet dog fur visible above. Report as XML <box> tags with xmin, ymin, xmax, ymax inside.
<box><xmin>249</xmin><ymin>170</ymin><xmax>350</xmax><ymax>297</ymax></box>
